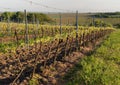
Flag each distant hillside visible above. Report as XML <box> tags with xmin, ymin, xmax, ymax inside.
<box><xmin>91</xmin><ymin>12</ymin><xmax>120</xmax><ymax>18</ymax></box>
<box><xmin>47</xmin><ymin>12</ymin><xmax>120</xmax><ymax>26</ymax></box>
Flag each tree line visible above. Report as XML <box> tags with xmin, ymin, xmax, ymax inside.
<box><xmin>91</xmin><ymin>12</ymin><xmax>120</xmax><ymax>18</ymax></box>
<box><xmin>0</xmin><ymin>11</ymin><xmax>54</xmax><ymax>24</ymax></box>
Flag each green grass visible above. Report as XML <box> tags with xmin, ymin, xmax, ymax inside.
<box><xmin>65</xmin><ymin>29</ymin><xmax>120</xmax><ymax>85</ymax></box>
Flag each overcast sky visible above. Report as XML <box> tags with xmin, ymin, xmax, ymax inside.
<box><xmin>0</xmin><ymin>0</ymin><xmax>120</xmax><ymax>13</ymax></box>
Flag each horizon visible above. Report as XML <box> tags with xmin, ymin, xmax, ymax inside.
<box><xmin>0</xmin><ymin>11</ymin><xmax>120</xmax><ymax>14</ymax></box>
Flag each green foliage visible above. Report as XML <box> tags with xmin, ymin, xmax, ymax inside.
<box><xmin>95</xmin><ymin>30</ymin><xmax>120</xmax><ymax>63</ymax></box>
<box><xmin>113</xmin><ymin>23</ymin><xmax>120</xmax><ymax>29</ymax></box>
<box><xmin>0</xmin><ymin>11</ymin><xmax>53</xmax><ymax>24</ymax></box>
<box><xmin>29</xmin><ymin>78</ymin><xmax>39</xmax><ymax>85</ymax></box>
<box><xmin>27</xmin><ymin>12</ymin><xmax>53</xmax><ymax>24</ymax></box>
<box><xmin>11</xmin><ymin>11</ymin><xmax>24</xmax><ymax>22</ymax></box>
<box><xmin>66</xmin><ymin>57</ymin><xmax>120</xmax><ymax>85</ymax></box>
<box><xmin>90</xmin><ymin>20</ymin><xmax>112</xmax><ymax>27</ymax></box>
<box><xmin>0</xmin><ymin>12</ymin><xmax>12</xmax><ymax>21</ymax></box>
<box><xmin>29</xmin><ymin>74</ymin><xmax>41</xmax><ymax>85</ymax></box>
<box><xmin>92</xmin><ymin>12</ymin><xmax>120</xmax><ymax>18</ymax></box>
<box><xmin>0</xmin><ymin>42</ymin><xmax>17</xmax><ymax>53</ymax></box>
<box><xmin>65</xmin><ymin>30</ymin><xmax>120</xmax><ymax>85</ymax></box>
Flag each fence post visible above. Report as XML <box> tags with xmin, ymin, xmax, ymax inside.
<box><xmin>24</xmin><ymin>9</ymin><xmax>29</xmax><ymax>47</ymax></box>
<box><xmin>33</xmin><ymin>14</ymin><xmax>36</xmax><ymax>41</ymax></box>
<box><xmin>76</xmin><ymin>10</ymin><xmax>79</xmax><ymax>51</ymax></box>
<box><xmin>100</xmin><ymin>13</ymin><xmax>102</xmax><ymax>28</ymax></box>
<box><xmin>0</xmin><ymin>17</ymin><xmax>1</xmax><ymax>22</ymax></box>
<box><xmin>7</xmin><ymin>15</ymin><xmax>11</xmax><ymax>36</ymax></box>
<box><xmin>36</xmin><ymin>19</ymin><xmax>39</xmax><ymax>38</ymax></box>
<box><xmin>92</xmin><ymin>16</ymin><xmax>95</xmax><ymax>27</ymax></box>
<box><xmin>33</xmin><ymin>13</ymin><xmax>35</xmax><ymax>28</ymax></box>
<box><xmin>67</xmin><ymin>19</ymin><xmax>69</xmax><ymax>26</ymax></box>
<box><xmin>55</xmin><ymin>19</ymin><xmax>57</xmax><ymax>25</ymax></box>
<box><xmin>59</xmin><ymin>13</ymin><xmax>62</xmax><ymax>35</ymax></box>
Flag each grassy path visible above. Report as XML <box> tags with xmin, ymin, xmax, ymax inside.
<box><xmin>65</xmin><ymin>29</ymin><xmax>120</xmax><ymax>85</ymax></box>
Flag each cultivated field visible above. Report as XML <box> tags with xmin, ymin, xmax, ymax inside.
<box><xmin>0</xmin><ymin>21</ymin><xmax>115</xmax><ymax>85</ymax></box>
<box><xmin>0</xmin><ymin>11</ymin><xmax>120</xmax><ymax>85</ymax></box>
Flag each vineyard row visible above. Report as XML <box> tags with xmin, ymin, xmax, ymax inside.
<box><xmin>0</xmin><ymin>28</ymin><xmax>114</xmax><ymax>84</ymax></box>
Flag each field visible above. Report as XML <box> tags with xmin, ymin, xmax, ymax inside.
<box><xmin>0</xmin><ymin>12</ymin><xmax>119</xmax><ymax>85</ymax></box>
<box><xmin>1</xmin><ymin>0</ymin><xmax>120</xmax><ymax>84</ymax></box>
<box><xmin>47</xmin><ymin>13</ymin><xmax>120</xmax><ymax>26</ymax></box>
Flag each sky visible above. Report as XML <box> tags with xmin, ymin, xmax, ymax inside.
<box><xmin>0</xmin><ymin>0</ymin><xmax>120</xmax><ymax>13</ymax></box>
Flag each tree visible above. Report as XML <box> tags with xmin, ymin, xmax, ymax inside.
<box><xmin>11</xmin><ymin>12</ymin><xmax>24</xmax><ymax>22</ymax></box>
<box><xmin>27</xmin><ymin>13</ymin><xmax>34</xmax><ymax>23</ymax></box>
<box><xmin>1</xmin><ymin>12</ymin><xmax>11</xmax><ymax>21</ymax></box>
<box><xmin>0</xmin><ymin>12</ymin><xmax>54</xmax><ymax>24</ymax></box>
<box><xmin>89</xmin><ymin>20</ymin><xmax>112</xmax><ymax>27</ymax></box>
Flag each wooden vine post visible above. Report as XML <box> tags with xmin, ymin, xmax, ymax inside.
<box><xmin>33</xmin><ymin>13</ymin><xmax>35</xmax><ymax>28</ymax></box>
<box><xmin>36</xmin><ymin>19</ymin><xmax>39</xmax><ymax>39</ymax></box>
<box><xmin>14</xmin><ymin>29</ymin><xmax>19</xmax><ymax>47</ymax></box>
<box><xmin>7</xmin><ymin>14</ymin><xmax>11</xmax><ymax>36</ymax></box>
<box><xmin>76</xmin><ymin>10</ymin><xmax>79</xmax><ymax>51</ymax></box>
<box><xmin>93</xmin><ymin>16</ymin><xmax>95</xmax><ymax>27</ymax></box>
<box><xmin>59</xmin><ymin>13</ymin><xmax>62</xmax><ymax>35</ymax></box>
<box><xmin>33</xmin><ymin>14</ymin><xmax>37</xmax><ymax>41</ymax></box>
<box><xmin>100</xmin><ymin>14</ymin><xmax>102</xmax><ymax>28</ymax></box>
<box><xmin>24</xmin><ymin>9</ymin><xmax>29</xmax><ymax>48</ymax></box>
